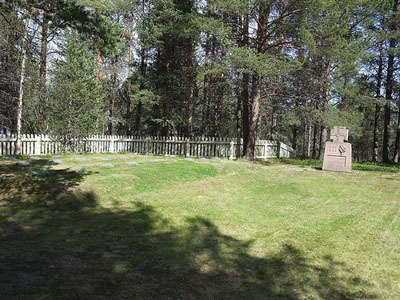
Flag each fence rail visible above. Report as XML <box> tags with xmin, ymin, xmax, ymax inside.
<box><xmin>0</xmin><ymin>134</ymin><xmax>295</xmax><ymax>159</ymax></box>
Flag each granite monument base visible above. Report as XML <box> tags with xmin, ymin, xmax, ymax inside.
<box><xmin>322</xmin><ymin>141</ymin><xmax>352</xmax><ymax>173</ymax></box>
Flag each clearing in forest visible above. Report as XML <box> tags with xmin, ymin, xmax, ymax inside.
<box><xmin>1</xmin><ymin>154</ymin><xmax>399</xmax><ymax>299</ymax></box>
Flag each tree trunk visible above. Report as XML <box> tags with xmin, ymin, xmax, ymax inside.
<box><xmin>373</xmin><ymin>104</ymin><xmax>381</xmax><ymax>162</ymax></box>
<box><xmin>234</xmin><ymin>13</ymin><xmax>244</xmax><ymax>158</ymax></box>
<box><xmin>135</xmin><ymin>47</ymin><xmax>146</xmax><ymax>134</ymax></box>
<box><xmin>394</xmin><ymin>109</ymin><xmax>400</xmax><ymax>162</ymax></box>
<box><xmin>307</xmin><ymin>120</ymin><xmax>312</xmax><ymax>158</ymax></box>
<box><xmin>270</xmin><ymin>33</ymin><xmax>284</xmax><ymax>141</ymax></box>
<box><xmin>244</xmin><ymin>3</ymin><xmax>269</xmax><ymax>160</ymax></box>
<box><xmin>185</xmin><ymin>40</ymin><xmax>194</xmax><ymax>137</ymax></box>
<box><xmin>270</xmin><ymin>98</ymin><xmax>278</xmax><ymax>140</ymax></box>
<box><xmin>319</xmin><ymin>126</ymin><xmax>327</xmax><ymax>160</ymax></box>
<box><xmin>292</xmin><ymin>100</ymin><xmax>299</xmax><ymax>151</ymax></box>
<box><xmin>312</xmin><ymin>123</ymin><xmax>318</xmax><ymax>158</ymax></box>
<box><xmin>303</xmin><ymin>98</ymin><xmax>309</xmax><ymax>158</ymax></box>
<box><xmin>135</xmin><ymin>101</ymin><xmax>142</xmax><ymax>134</ymax></box>
<box><xmin>16</xmin><ymin>18</ymin><xmax>29</xmax><ymax>155</ymax></box>
<box><xmin>135</xmin><ymin>49</ymin><xmax>147</xmax><ymax>134</ymax></box>
<box><xmin>126</xmin><ymin>11</ymin><xmax>134</xmax><ymax>135</ymax></box>
<box><xmin>241</xmin><ymin>13</ymin><xmax>250</xmax><ymax>156</ymax></box>
<box><xmin>236</xmin><ymin>76</ymin><xmax>242</xmax><ymax>158</ymax></box>
<box><xmin>185</xmin><ymin>85</ymin><xmax>194</xmax><ymax>137</ymax></box>
<box><xmin>303</xmin><ymin>119</ymin><xmax>308</xmax><ymax>157</ymax></box>
<box><xmin>200</xmin><ymin>78</ymin><xmax>209</xmax><ymax>135</ymax></box>
<box><xmin>67</xmin><ymin>96</ymin><xmax>73</xmax><ymax>151</ymax></box>
<box><xmin>391</xmin><ymin>2</ymin><xmax>399</xmax><ymax>162</ymax></box>
<box><xmin>201</xmin><ymin>37</ymin><xmax>210</xmax><ymax>135</ymax></box>
<box><xmin>242</xmin><ymin>72</ymin><xmax>250</xmax><ymax>155</ymax></box>
<box><xmin>319</xmin><ymin>60</ymin><xmax>331</xmax><ymax>160</ymax></box>
<box><xmin>292</xmin><ymin>124</ymin><xmax>297</xmax><ymax>151</ymax></box>
<box><xmin>108</xmin><ymin>58</ymin><xmax>117</xmax><ymax>135</ymax></box>
<box><xmin>211</xmin><ymin>32</ymin><xmax>225</xmax><ymax>137</ymax></box>
<box><xmin>244</xmin><ymin>73</ymin><xmax>261</xmax><ymax>161</ymax></box>
<box><xmin>382</xmin><ymin>85</ymin><xmax>392</xmax><ymax>163</ymax></box>
<box><xmin>38</xmin><ymin>6</ymin><xmax>49</xmax><ymax>134</ymax></box>
<box><xmin>382</xmin><ymin>0</ymin><xmax>398</xmax><ymax>163</ymax></box>
<box><xmin>213</xmin><ymin>72</ymin><xmax>225</xmax><ymax>137</ymax></box>
<box><xmin>373</xmin><ymin>40</ymin><xmax>384</xmax><ymax>162</ymax></box>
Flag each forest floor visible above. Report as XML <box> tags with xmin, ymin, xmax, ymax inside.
<box><xmin>1</xmin><ymin>154</ymin><xmax>399</xmax><ymax>299</ymax></box>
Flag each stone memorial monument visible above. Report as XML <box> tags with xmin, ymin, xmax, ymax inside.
<box><xmin>322</xmin><ymin>126</ymin><xmax>352</xmax><ymax>173</ymax></box>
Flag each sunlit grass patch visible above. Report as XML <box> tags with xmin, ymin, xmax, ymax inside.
<box><xmin>0</xmin><ymin>155</ymin><xmax>399</xmax><ymax>299</ymax></box>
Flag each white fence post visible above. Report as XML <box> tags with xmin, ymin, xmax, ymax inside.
<box><xmin>185</xmin><ymin>138</ymin><xmax>189</xmax><ymax>157</ymax></box>
<box><xmin>229</xmin><ymin>140</ymin><xmax>235</xmax><ymax>160</ymax></box>
<box><xmin>110</xmin><ymin>135</ymin><xmax>115</xmax><ymax>153</ymax></box>
<box><xmin>146</xmin><ymin>137</ymin><xmax>151</xmax><ymax>155</ymax></box>
<box><xmin>34</xmin><ymin>135</ymin><xmax>41</xmax><ymax>155</ymax></box>
<box><xmin>263</xmin><ymin>141</ymin><xmax>268</xmax><ymax>159</ymax></box>
<box><xmin>277</xmin><ymin>141</ymin><xmax>281</xmax><ymax>158</ymax></box>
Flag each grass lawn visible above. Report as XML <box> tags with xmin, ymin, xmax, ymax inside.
<box><xmin>1</xmin><ymin>154</ymin><xmax>399</xmax><ymax>299</ymax></box>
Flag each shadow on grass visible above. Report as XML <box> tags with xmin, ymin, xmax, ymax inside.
<box><xmin>0</xmin><ymin>161</ymin><xmax>376</xmax><ymax>299</ymax></box>
<box><xmin>0</xmin><ymin>159</ymin><xmax>96</xmax><ymax>209</ymax></box>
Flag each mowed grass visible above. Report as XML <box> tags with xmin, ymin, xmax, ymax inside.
<box><xmin>1</xmin><ymin>154</ymin><xmax>399</xmax><ymax>299</ymax></box>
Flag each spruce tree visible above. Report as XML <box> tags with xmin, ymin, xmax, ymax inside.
<box><xmin>48</xmin><ymin>31</ymin><xmax>105</xmax><ymax>151</ymax></box>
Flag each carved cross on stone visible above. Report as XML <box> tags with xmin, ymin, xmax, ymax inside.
<box><xmin>330</xmin><ymin>126</ymin><xmax>348</xmax><ymax>143</ymax></box>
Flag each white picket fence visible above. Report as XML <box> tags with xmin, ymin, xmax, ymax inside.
<box><xmin>0</xmin><ymin>134</ymin><xmax>295</xmax><ymax>159</ymax></box>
